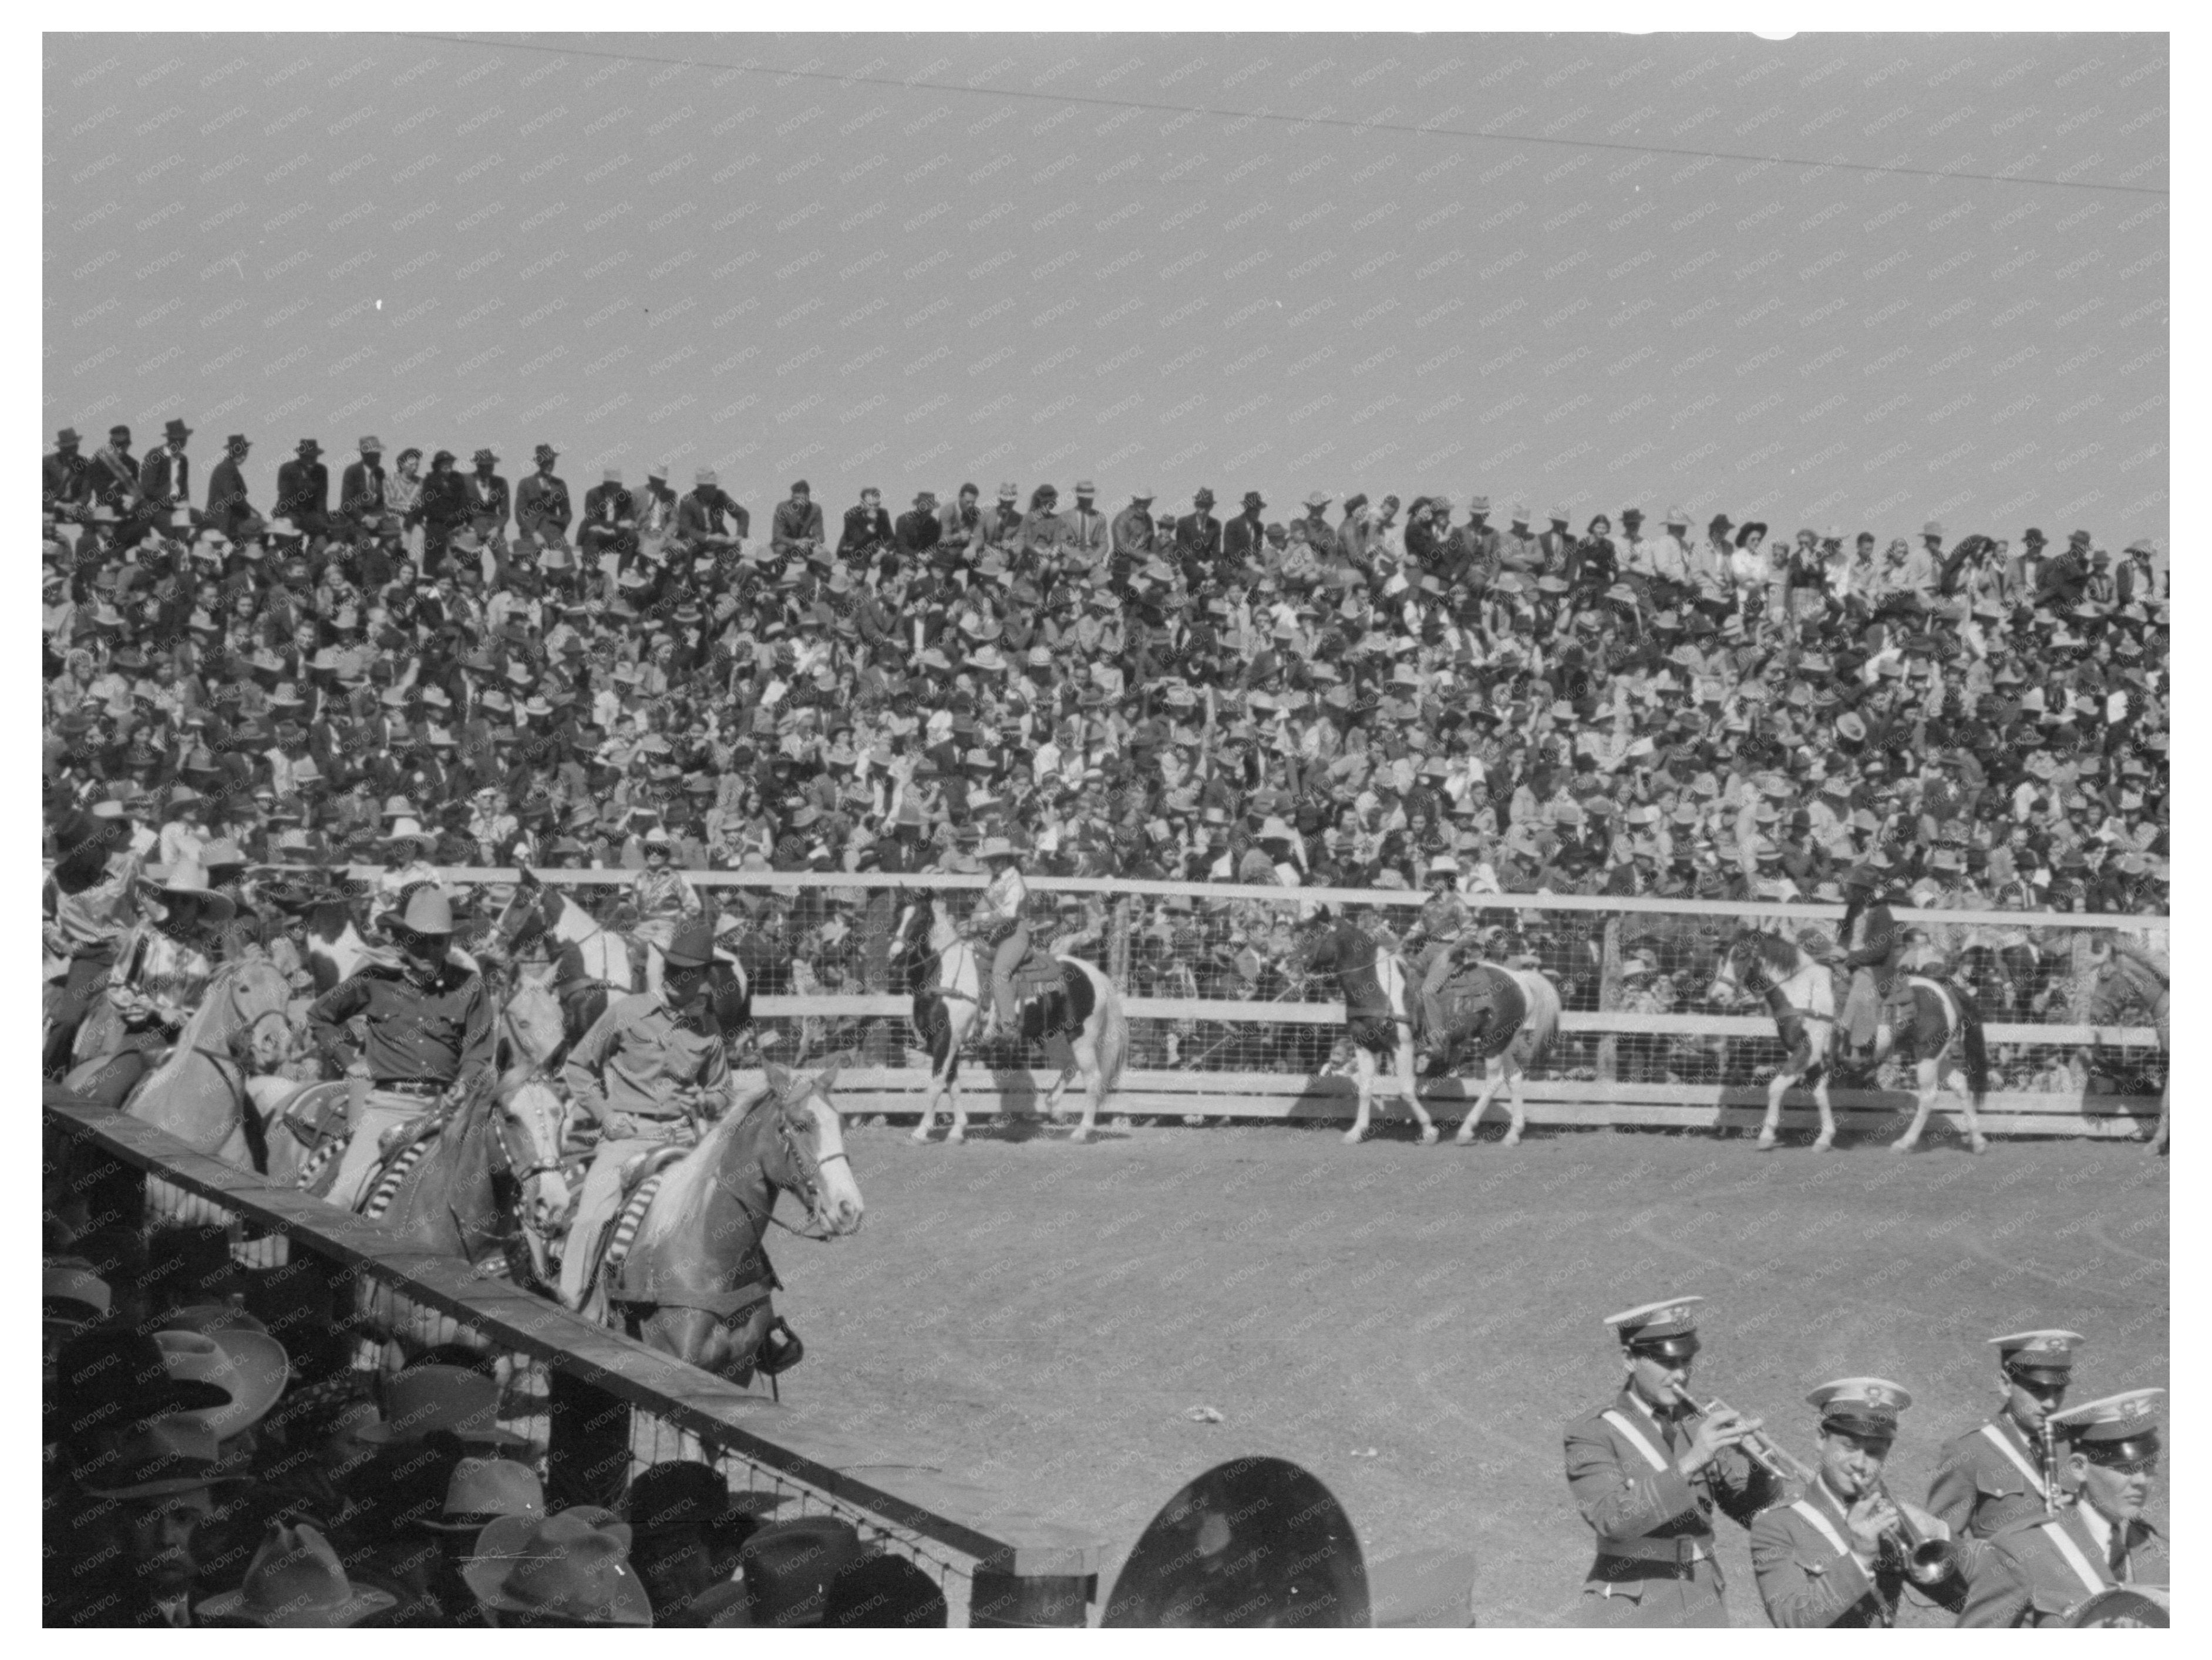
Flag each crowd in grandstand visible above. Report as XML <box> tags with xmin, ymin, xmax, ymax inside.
<box><xmin>42</xmin><ymin>421</ymin><xmax>2170</xmax><ymax>925</ymax></box>
<box><xmin>42</xmin><ymin>1221</ymin><xmax>939</xmax><ymax>1626</ymax></box>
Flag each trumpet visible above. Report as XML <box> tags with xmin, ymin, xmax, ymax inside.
<box><xmin>1873</xmin><ymin>1481</ymin><xmax>1959</xmax><ymax>1586</ymax></box>
<box><xmin>1666</xmin><ymin>1383</ymin><xmax>1816</xmax><ymax>1485</ymax></box>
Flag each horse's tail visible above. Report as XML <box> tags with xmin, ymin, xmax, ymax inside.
<box><xmin>1517</xmin><ymin>970</ymin><xmax>1563</xmax><ymax>1070</ymax></box>
<box><xmin>1951</xmin><ymin>982</ymin><xmax>1990</xmax><ymax>1107</ymax></box>
<box><xmin>1087</xmin><ymin>962</ymin><xmax>1130</xmax><ymax>1101</ymax></box>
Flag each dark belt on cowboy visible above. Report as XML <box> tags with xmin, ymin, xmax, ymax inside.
<box><xmin>373</xmin><ymin>1078</ymin><xmax>447</xmax><ymax>1098</ymax></box>
<box><xmin>1594</xmin><ymin>1534</ymin><xmax>1715</xmax><ymax>1567</ymax></box>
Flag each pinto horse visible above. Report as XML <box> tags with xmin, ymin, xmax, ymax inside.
<box><xmin>1300</xmin><ymin>915</ymin><xmax>1562</xmax><ymax>1147</ymax></box>
<box><xmin>893</xmin><ymin>891</ymin><xmax>1129</xmax><ymax>1144</ymax></box>
<box><xmin>497</xmin><ymin>870</ymin><xmax>648</xmax><ymax>1008</ymax></box>
<box><xmin>589</xmin><ymin>1061</ymin><xmax>866</xmax><ymax>1389</ymax></box>
<box><xmin>1707</xmin><ymin>926</ymin><xmax>1844</xmax><ymax>1150</ymax></box>
<box><xmin>2085</xmin><ymin>937</ymin><xmax>2169</xmax><ymax>1155</ymax></box>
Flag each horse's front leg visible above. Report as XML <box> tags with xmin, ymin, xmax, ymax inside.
<box><xmin>1400</xmin><ymin>1036</ymin><xmax>1438</xmax><ymax>1146</ymax></box>
<box><xmin>1891</xmin><ymin>1060</ymin><xmax>1937</xmax><ymax>1152</ymax></box>
<box><xmin>1757</xmin><ymin>1067</ymin><xmax>1792</xmax><ymax>1150</ymax></box>
<box><xmin>1068</xmin><ymin>1036</ymin><xmax>1100</xmax><ymax>1144</ymax></box>
<box><xmin>1454</xmin><ymin>1058</ymin><xmax>1505</xmax><ymax>1144</ymax></box>
<box><xmin>1499</xmin><ymin>1053</ymin><xmax>1528</xmax><ymax>1147</ymax></box>
<box><xmin>1343</xmin><ymin>1045</ymin><xmax>1375</xmax><ymax>1144</ymax></box>
<box><xmin>1810</xmin><ymin>1066</ymin><xmax>1836</xmax><ymax>1151</ymax></box>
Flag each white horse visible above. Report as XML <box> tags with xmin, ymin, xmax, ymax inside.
<box><xmin>894</xmin><ymin>892</ymin><xmax>1129</xmax><ymax>1144</ymax></box>
<box><xmin>1706</xmin><ymin>925</ymin><xmax>1841</xmax><ymax>1151</ymax></box>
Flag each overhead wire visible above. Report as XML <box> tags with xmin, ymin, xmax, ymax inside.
<box><xmin>396</xmin><ymin>31</ymin><xmax>2167</xmax><ymax>198</ymax></box>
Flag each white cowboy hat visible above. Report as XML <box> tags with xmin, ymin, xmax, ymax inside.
<box><xmin>154</xmin><ymin>1327</ymin><xmax>289</xmax><ymax>1442</ymax></box>
<box><xmin>139</xmin><ymin>856</ymin><xmax>236</xmax><ymax>922</ymax></box>
<box><xmin>196</xmin><ymin>1521</ymin><xmax>397</xmax><ymax>1628</ymax></box>
<box><xmin>463</xmin><ymin>1507</ymin><xmax>651</xmax><ymax>1627</ymax></box>
<box><xmin>379</xmin><ymin>885</ymin><xmax>457</xmax><ymax>939</ymax></box>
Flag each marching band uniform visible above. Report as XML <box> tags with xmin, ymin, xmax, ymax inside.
<box><xmin>1563</xmin><ymin>1298</ymin><xmax>1780</xmax><ymax>1626</ymax></box>
<box><xmin>1928</xmin><ymin>1329</ymin><xmax>2083</xmax><ymax>1539</ymax></box>
<box><xmin>1956</xmin><ymin>1389</ymin><xmax>2166</xmax><ymax>1627</ymax></box>
<box><xmin>1749</xmin><ymin>1378</ymin><xmax>1973</xmax><ymax>1628</ymax></box>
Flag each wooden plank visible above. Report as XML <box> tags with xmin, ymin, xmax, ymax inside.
<box><xmin>43</xmin><ymin>1097</ymin><xmax>1103</xmax><ymax>1578</ymax></box>
<box><xmin>265</xmin><ymin>861</ymin><xmax>2165</xmax><ymax>932</ymax></box>
<box><xmin>748</xmin><ymin>996</ymin><xmax>2157</xmax><ymax>1048</ymax></box>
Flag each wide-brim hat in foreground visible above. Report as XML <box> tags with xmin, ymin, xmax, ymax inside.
<box><xmin>197</xmin><ymin>1521</ymin><xmax>398</xmax><ymax>1627</ymax></box>
<box><xmin>139</xmin><ymin>855</ymin><xmax>236</xmax><ymax>922</ymax></box>
<box><xmin>464</xmin><ymin>1507</ymin><xmax>651</xmax><ymax>1627</ymax></box>
<box><xmin>379</xmin><ymin>884</ymin><xmax>456</xmax><ymax>938</ymax></box>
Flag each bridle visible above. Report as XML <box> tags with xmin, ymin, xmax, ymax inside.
<box><xmin>707</xmin><ymin>1092</ymin><xmax>857</xmax><ymax>1244</ymax></box>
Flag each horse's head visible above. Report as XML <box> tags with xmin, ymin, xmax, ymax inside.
<box><xmin>759</xmin><ymin>1058</ymin><xmax>866</xmax><ymax>1237</ymax></box>
<box><xmin>226</xmin><ymin>958</ymin><xmax>299</xmax><ymax>1071</ymax></box>
<box><xmin>495</xmin><ymin>1072</ymin><xmax>573</xmax><ymax>1231</ymax></box>
<box><xmin>496</xmin><ymin>875</ymin><xmax>555</xmax><ymax>953</ymax></box>
<box><xmin>1706</xmin><ymin>928</ymin><xmax>1773</xmax><ymax>1006</ymax></box>
<box><xmin>499</xmin><ymin>973</ymin><xmax>568</xmax><ymax>1076</ymax></box>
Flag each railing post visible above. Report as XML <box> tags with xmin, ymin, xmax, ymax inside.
<box><xmin>1597</xmin><ymin>915</ymin><xmax>1621</xmax><ymax>1083</ymax></box>
<box><xmin>1107</xmin><ymin>893</ymin><xmax>1132</xmax><ymax>986</ymax></box>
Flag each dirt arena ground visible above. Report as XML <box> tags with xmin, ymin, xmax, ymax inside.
<box><xmin>771</xmin><ymin>1117</ymin><xmax>2169</xmax><ymax>1627</ymax></box>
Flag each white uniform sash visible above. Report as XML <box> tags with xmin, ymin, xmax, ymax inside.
<box><xmin>1978</xmin><ymin>1420</ymin><xmax>2049</xmax><ymax>1496</ymax></box>
<box><xmin>1601</xmin><ymin>1408</ymin><xmax>1671</xmax><ymax>1473</ymax></box>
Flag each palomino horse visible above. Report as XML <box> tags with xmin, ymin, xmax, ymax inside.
<box><xmin>1707</xmin><ymin>926</ymin><xmax>1843</xmax><ymax>1151</ymax></box>
<box><xmin>1301</xmin><ymin>915</ymin><xmax>1563</xmax><ymax>1147</ymax></box>
<box><xmin>893</xmin><ymin>891</ymin><xmax>1129</xmax><ymax>1144</ymax></box>
<box><xmin>2085</xmin><ymin>936</ymin><xmax>2169</xmax><ymax>1155</ymax></box>
<box><xmin>590</xmin><ymin>1060</ymin><xmax>866</xmax><ymax>1388</ymax></box>
<box><xmin>69</xmin><ymin>959</ymin><xmax>302</xmax><ymax>1227</ymax></box>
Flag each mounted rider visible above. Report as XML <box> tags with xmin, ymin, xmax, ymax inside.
<box><xmin>307</xmin><ymin>883</ymin><xmax>496</xmax><ymax>1213</ymax></box>
<box><xmin>76</xmin><ymin>854</ymin><xmax>235</xmax><ymax>1104</ymax></box>
<box><xmin>557</xmin><ymin>914</ymin><xmax>736</xmax><ymax>1311</ymax></box>
<box><xmin>970</xmin><ymin>835</ymin><xmax>1031</xmax><ymax>1043</ymax></box>
<box><xmin>1400</xmin><ymin>855</ymin><xmax>1482</xmax><ymax>1072</ymax></box>
<box><xmin>1837</xmin><ymin>862</ymin><xmax>1915</xmax><ymax>1066</ymax></box>
<box><xmin>628</xmin><ymin>826</ymin><xmax>703</xmax><ymax>993</ymax></box>
<box><xmin>43</xmin><ymin>803</ymin><xmax>145</xmax><ymax>1075</ymax></box>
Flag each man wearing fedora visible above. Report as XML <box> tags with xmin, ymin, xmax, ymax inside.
<box><xmin>514</xmin><ymin>443</ymin><xmax>573</xmax><ymax>548</ymax></box>
<box><xmin>204</xmin><ymin>433</ymin><xmax>264</xmax><ymax>543</ymax></box>
<box><xmin>1174</xmin><ymin>486</ymin><xmax>1222</xmax><ymax>569</ymax></box>
<box><xmin>773</xmin><ymin>478</ymin><xmax>827</xmax><ymax>560</ymax></box>
<box><xmin>339</xmin><ymin>435</ymin><xmax>389</xmax><ymax>538</ymax></box>
<box><xmin>557</xmin><ymin>914</ymin><xmax>736</xmax><ymax>1309</ymax></box>
<box><xmin>580</xmin><ymin>466</ymin><xmax>637</xmax><ymax>565</ymax></box>
<box><xmin>679</xmin><ymin>467</ymin><xmax>747</xmax><ymax>552</ymax></box>
<box><xmin>274</xmin><ymin>439</ymin><xmax>331</xmax><ymax>542</ymax></box>
<box><xmin>45</xmin><ymin>425</ymin><xmax>95</xmax><ymax>524</ymax></box>
<box><xmin>139</xmin><ymin>418</ymin><xmax>195</xmax><ymax>534</ymax></box>
<box><xmin>462</xmin><ymin>447</ymin><xmax>511</xmax><ymax>543</ymax></box>
<box><xmin>307</xmin><ymin>884</ymin><xmax>496</xmax><ymax>1214</ymax></box>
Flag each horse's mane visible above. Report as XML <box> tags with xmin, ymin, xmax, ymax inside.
<box><xmin>632</xmin><ymin>1079</ymin><xmax>777</xmax><ymax>1251</ymax></box>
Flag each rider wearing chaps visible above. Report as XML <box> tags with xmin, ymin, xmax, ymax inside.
<box><xmin>1838</xmin><ymin>868</ymin><xmax>1913</xmax><ymax>1062</ymax></box>
<box><xmin>307</xmin><ymin>886</ymin><xmax>494</xmax><ymax>1213</ymax></box>
<box><xmin>557</xmin><ymin>917</ymin><xmax>733</xmax><ymax>1310</ymax></box>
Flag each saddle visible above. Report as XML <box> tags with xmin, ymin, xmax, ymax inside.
<box><xmin>1419</xmin><ymin>962</ymin><xmax>1524</xmax><ymax>1064</ymax></box>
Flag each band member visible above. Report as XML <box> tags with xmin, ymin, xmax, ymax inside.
<box><xmin>1957</xmin><ymin>1389</ymin><xmax>2166</xmax><ymax>1627</ymax></box>
<box><xmin>1749</xmin><ymin>1378</ymin><xmax>1970</xmax><ymax>1627</ymax></box>
<box><xmin>1563</xmin><ymin>1296</ymin><xmax>1781</xmax><ymax>1626</ymax></box>
<box><xmin>1927</xmin><ymin>1329</ymin><xmax>2083</xmax><ymax>1538</ymax></box>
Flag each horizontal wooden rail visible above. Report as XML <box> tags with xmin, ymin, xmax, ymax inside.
<box><xmin>43</xmin><ymin>1094</ymin><xmax>1103</xmax><ymax>1578</ymax></box>
<box><xmin>746</xmin><ymin>995</ymin><xmax>2156</xmax><ymax>1048</ymax></box>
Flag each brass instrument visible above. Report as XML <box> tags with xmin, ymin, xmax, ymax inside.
<box><xmin>1666</xmin><ymin>1383</ymin><xmax>1816</xmax><ymax>1485</ymax></box>
<box><xmin>1873</xmin><ymin>1481</ymin><xmax>1958</xmax><ymax>1586</ymax></box>
<box><xmin>2039</xmin><ymin>1420</ymin><xmax>2060</xmax><ymax>1516</ymax></box>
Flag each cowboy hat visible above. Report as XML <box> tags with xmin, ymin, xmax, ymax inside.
<box><xmin>139</xmin><ymin>856</ymin><xmax>237</xmax><ymax>922</ymax></box>
<box><xmin>623</xmin><ymin>1459</ymin><xmax>787</xmax><ymax>1538</ymax></box>
<box><xmin>420</xmin><ymin>1457</ymin><xmax>548</xmax><ymax>1534</ymax></box>
<box><xmin>739</xmin><ymin>1516</ymin><xmax>867</xmax><ymax>1628</ymax></box>
<box><xmin>356</xmin><ymin>1362</ymin><xmax>523</xmax><ymax>1446</ymax></box>
<box><xmin>661</xmin><ymin>914</ymin><xmax>734</xmax><ymax>969</ymax></box>
<box><xmin>378</xmin><ymin>885</ymin><xmax>457</xmax><ymax>941</ymax></box>
<box><xmin>464</xmin><ymin>1507</ymin><xmax>651</xmax><ymax>1627</ymax></box>
<box><xmin>154</xmin><ymin>1326</ymin><xmax>290</xmax><ymax>1442</ymax></box>
<box><xmin>197</xmin><ymin>1521</ymin><xmax>398</xmax><ymax>1628</ymax></box>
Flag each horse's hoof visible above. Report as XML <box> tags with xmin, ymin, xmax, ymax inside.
<box><xmin>1968</xmin><ymin>1134</ymin><xmax>1989</xmax><ymax>1155</ymax></box>
<box><xmin>1890</xmin><ymin>1138</ymin><xmax>1918</xmax><ymax>1154</ymax></box>
<box><xmin>1452</xmin><ymin>1129</ymin><xmax>1476</xmax><ymax>1146</ymax></box>
<box><xmin>1500</xmin><ymin>1130</ymin><xmax>1522</xmax><ymax>1149</ymax></box>
<box><xmin>909</xmin><ymin>1127</ymin><xmax>932</xmax><ymax>1144</ymax></box>
<box><xmin>1342</xmin><ymin>1127</ymin><xmax>1367</xmax><ymax>1146</ymax></box>
<box><xmin>1068</xmin><ymin>1127</ymin><xmax>1092</xmax><ymax>1144</ymax></box>
<box><xmin>1754</xmin><ymin>1132</ymin><xmax>1779</xmax><ymax>1151</ymax></box>
<box><xmin>1812</xmin><ymin>1134</ymin><xmax>1834</xmax><ymax>1152</ymax></box>
<box><xmin>1418</xmin><ymin>1126</ymin><xmax>1438</xmax><ymax>1146</ymax></box>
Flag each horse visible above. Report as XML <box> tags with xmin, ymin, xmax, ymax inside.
<box><xmin>67</xmin><ymin>959</ymin><xmax>304</xmax><ymax>1229</ymax></box>
<box><xmin>1831</xmin><ymin>952</ymin><xmax>1994</xmax><ymax>1154</ymax></box>
<box><xmin>892</xmin><ymin>891</ymin><xmax>1129</xmax><ymax>1144</ymax></box>
<box><xmin>299</xmin><ymin>891</ymin><xmax>375</xmax><ymax>995</ymax></box>
<box><xmin>1707</xmin><ymin>926</ymin><xmax>1844</xmax><ymax>1150</ymax></box>
<box><xmin>2084</xmin><ymin>936</ymin><xmax>2169</xmax><ymax>1155</ymax></box>
<box><xmin>1300</xmin><ymin>916</ymin><xmax>1563</xmax><ymax>1147</ymax></box>
<box><xmin>497</xmin><ymin>870</ymin><xmax>649</xmax><ymax>1011</ymax></box>
<box><xmin>347</xmin><ymin>1059</ymin><xmax>570</xmax><ymax>1363</ymax></box>
<box><xmin>585</xmin><ymin>1060</ymin><xmax>865</xmax><ymax>1388</ymax></box>
<box><xmin>491</xmin><ymin>968</ymin><xmax>581</xmax><ymax>1274</ymax></box>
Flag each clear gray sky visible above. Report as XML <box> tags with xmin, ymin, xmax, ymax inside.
<box><xmin>45</xmin><ymin>31</ymin><xmax>2167</xmax><ymax>541</ymax></box>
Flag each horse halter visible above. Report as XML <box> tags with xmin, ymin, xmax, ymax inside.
<box><xmin>712</xmin><ymin>1093</ymin><xmax>856</xmax><ymax>1243</ymax></box>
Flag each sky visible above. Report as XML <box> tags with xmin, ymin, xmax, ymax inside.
<box><xmin>44</xmin><ymin>30</ymin><xmax>2168</xmax><ymax>543</ymax></box>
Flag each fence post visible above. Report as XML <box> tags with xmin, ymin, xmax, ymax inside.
<box><xmin>1597</xmin><ymin>916</ymin><xmax>1621</xmax><ymax>1083</ymax></box>
<box><xmin>1107</xmin><ymin>894</ymin><xmax>1132</xmax><ymax>986</ymax></box>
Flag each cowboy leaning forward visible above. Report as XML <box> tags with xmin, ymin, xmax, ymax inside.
<box><xmin>307</xmin><ymin>885</ymin><xmax>494</xmax><ymax>1214</ymax></box>
<box><xmin>1563</xmin><ymin>1296</ymin><xmax>1781</xmax><ymax>1626</ymax></box>
<box><xmin>557</xmin><ymin>915</ymin><xmax>733</xmax><ymax>1310</ymax></box>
